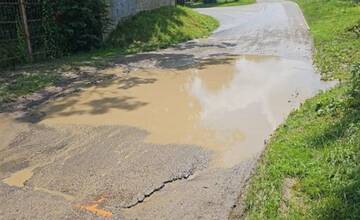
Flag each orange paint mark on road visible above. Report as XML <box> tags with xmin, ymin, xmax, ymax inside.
<box><xmin>75</xmin><ymin>194</ymin><xmax>113</xmax><ymax>218</ymax></box>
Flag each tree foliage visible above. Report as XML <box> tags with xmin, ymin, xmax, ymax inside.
<box><xmin>45</xmin><ymin>0</ymin><xmax>110</xmax><ymax>54</ymax></box>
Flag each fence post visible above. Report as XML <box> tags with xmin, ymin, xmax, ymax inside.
<box><xmin>19</xmin><ymin>0</ymin><xmax>33</xmax><ymax>62</ymax></box>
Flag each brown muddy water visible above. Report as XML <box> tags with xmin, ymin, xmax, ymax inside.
<box><xmin>34</xmin><ymin>55</ymin><xmax>331</xmax><ymax>168</ymax></box>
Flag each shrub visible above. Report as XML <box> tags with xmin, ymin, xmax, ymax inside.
<box><xmin>0</xmin><ymin>22</ymin><xmax>27</xmax><ymax>69</ymax></box>
<box><xmin>44</xmin><ymin>0</ymin><xmax>110</xmax><ymax>54</ymax></box>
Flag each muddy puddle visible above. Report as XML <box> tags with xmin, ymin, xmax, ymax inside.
<box><xmin>32</xmin><ymin>55</ymin><xmax>331</xmax><ymax>167</ymax></box>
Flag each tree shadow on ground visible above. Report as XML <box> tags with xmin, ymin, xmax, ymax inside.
<box><xmin>172</xmin><ymin>41</ymin><xmax>237</xmax><ymax>50</ymax></box>
<box><xmin>9</xmin><ymin>52</ymin><xmax>238</xmax><ymax>124</ymax></box>
<box><xmin>88</xmin><ymin>97</ymin><xmax>147</xmax><ymax>114</ymax></box>
<box><xmin>118</xmin><ymin>77</ymin><xmax>157</xmax><ymax>90</ymax></box>
<box><xmin>1</xmin><ymin>49</ymin><xmax>238</xmax><ymax>125</ymax></box>
<box><xmin>114</xmin><ymin>53</ymin><xmax>197</xmax><ymax>69</ymax></box>
<box><xmin>17</xmin><ymin>94</ymin><xmax>149</xmax><ymax>123</ymax></box>
<box><xmin>114</xmin><ymin>52</ymin><xmax>237</xmax><ymax>70</ymax></box>
<box><xmin>14</xmin><ymin>74</ymin><xmax>154</xmax><ymax>123</ymax></box>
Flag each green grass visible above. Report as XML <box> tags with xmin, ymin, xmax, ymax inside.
<box><xmin>189</xmin><ymin>0</ymin><xmax>255</xmax><ymax>8</ymax></box>
<box><xmin>106</xmin><ymin>6</ymin><xmax>219</xmax><ymax>52</ymax></box>
<box><xmin>299</xmin><ymin>0</ymin><xmax>360</xmax><ymax>80</ymax></box>
<box><xmin>0</xmin><ymin>6</ymin><xmax>218</xmax><ymax>105</ymax></box>
<box><xmin>0</xmin><ymin>72</ymin><xmax>59</xmax><ymax>103</ymax></box>
<box><xmin>244</xmin><ymin>1</ymin><xmax>360</xmax><ymax>219</ymax></box>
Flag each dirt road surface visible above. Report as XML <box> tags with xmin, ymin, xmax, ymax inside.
<box><xmin>0</xmin><ymin>1</ymin><xmax>332</xmax><ymax>219</ymax></box>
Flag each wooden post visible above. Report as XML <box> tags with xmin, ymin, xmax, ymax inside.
<box><xmin>19</xmin><ymin>0</ymin><xmax>33</xmax><ymax>62</ymax></box>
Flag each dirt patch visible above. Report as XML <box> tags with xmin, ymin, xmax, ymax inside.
<box><xmin>280</xmin><ymin>178</ymin><xmax>298</xmax><ymax>216</ymax></box>
<box><xmin>279</xmin><ymin>177</ymin><xmax>308</xmax><ymax>217</ymax></box>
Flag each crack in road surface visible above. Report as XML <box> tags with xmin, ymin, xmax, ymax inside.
<box><xmin>124</xmin><ymin>172</ymin><xmax>194</xmax><ymax>209</ymax></box>
<box><xmin>0</xmin><ymin>1</ymin><xmax>335</xmax><ymax>219</ymax></box>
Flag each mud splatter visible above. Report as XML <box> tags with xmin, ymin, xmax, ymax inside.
<box><xmin>2</xmin><ymin>167</ymin><xmax>34</xmax><ymax>187</ymax></box>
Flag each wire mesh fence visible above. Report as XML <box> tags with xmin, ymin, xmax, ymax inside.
<box><xmin>0</xmin><ymin>0</ymin><xmax>48</xmax><ymax>69</ymax></box>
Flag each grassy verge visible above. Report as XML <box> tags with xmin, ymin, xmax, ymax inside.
<box><xmin>243</xmin><ymin>1</ymin><xmax>360</xmax><ymax>219</ymax></box>
<box><xmin>107</xmin><ymin>6</ymin><xmax>218</xmax><ymax>52</ymax></box>
<box><xmin>0</xmin><ymin>6</ymin><xmax>218</xmax><ymax>104</ymax></box>
<box><xmin>300</xmin><ymin>0</ymin><xmax>360</xmax><ymax>80</ymax></box>
<box><xmin>189</xmin><ymin>0</ymin><xmax>255</xmax><ymax>8</ymax></box>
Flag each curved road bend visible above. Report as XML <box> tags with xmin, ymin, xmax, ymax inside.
<box><xmin>0</xmin><ymin>1</ymin><xmax>331</xmax><ymax>219</ymax></box>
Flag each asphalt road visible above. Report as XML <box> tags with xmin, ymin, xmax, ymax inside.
<box><xmin>0</xmin><ymin>1</ymin><xmax>330</xmax><ymax>219</ymax></box>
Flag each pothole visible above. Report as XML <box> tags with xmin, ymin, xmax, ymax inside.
<box><xmin>29</xmin><ymin>56</ymin><xmax>332</xmax><ymax>168</ymax></box>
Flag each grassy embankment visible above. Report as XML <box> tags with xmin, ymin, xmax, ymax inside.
<box><xmin>0</xmin><ymin>6</ymin><xmax>218</xmax><ymax>104</ymax></box>
<box><xmin>244</xmin><ymin>0</ymin><xmax>360</xmax><ymax>219</ymax></box>
<box><xmin>189</xmin><ymin>0</ymin><xmax>255</xmax><ymax>8</ymax></box>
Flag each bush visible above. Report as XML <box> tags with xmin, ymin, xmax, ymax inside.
<box><xmin>44</xmin><ymin>0</ymin><xmax>110</xmax><ymax>54</ymax></box>
<box><xmin>0</xmin><ymin>24</ymin><xmax>27</xmax><ymax>69</ymax></box>
<box><xmin>0</xmin><ymin>0</ymin><xmax>110</xmax><ymax>70</ymax></box>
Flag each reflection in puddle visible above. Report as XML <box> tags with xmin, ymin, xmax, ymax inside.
<box><xmin>39</xmin><ymin>56</ymin><xmax>331</xmax><ymax>167</ymax></box>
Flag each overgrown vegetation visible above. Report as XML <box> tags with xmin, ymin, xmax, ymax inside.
<box><xmin>45</xmin><ymin>0</ymin><xmax>110</xmax><ymax>54</ymax></box>
<box><xmin>0</xmin><ymin>0</ymin><xmax>110</xmax><ymax>69</ymax></box>
<box><xmin>189</xmin><ymin>0</ymin><xmax>255</xmax><ymax>8</ymax></box>
<box><xmin>0</xmin><ymin>3</ymin><xmax>33</xmax><ymax>68</ymax></box>
<box><xmin>106</xmin><ymin>6</ymin><xmax>218</xmax><ymax>53</ymax></box>
<box><xmin>244</xmin><ymin>0</ymin><xmax>360</xmax><ymax>219</ymax></box>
